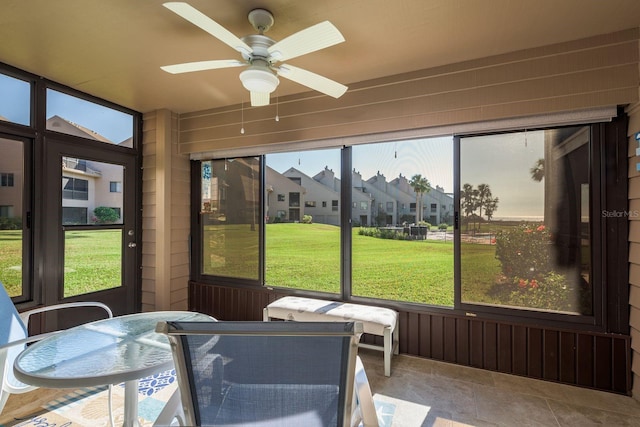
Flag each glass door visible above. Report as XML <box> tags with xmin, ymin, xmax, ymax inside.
<box><xmin>43</xmin><ymin>138</ymin><xmax>139</xmax><ymax>325</ymax></box>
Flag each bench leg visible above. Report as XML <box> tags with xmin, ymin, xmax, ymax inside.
<box><xmin>384</xmin><ymin>327</ymin><xmax>392</xmax><ymax>377</ymax></box>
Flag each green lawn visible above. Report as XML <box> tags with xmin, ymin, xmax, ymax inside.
<box><xmin>265</xmin><ymin>223</ymin><xmax>456</xmax><ymax>305</ymax></box>
<box><xmin>2</xmin><ymin>224</ymin><xmax>505</xmax><ymax>308</ymax></box>
<box><xmin>0</xmin><ymin>229</ymin><xmax>121</xmax><ymax>297</ymax></box>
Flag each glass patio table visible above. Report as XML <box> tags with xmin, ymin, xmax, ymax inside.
<box><xmin>14</xmin><ymin>310</ymin><xmax>215</xmax><ymax>427</ymax></box>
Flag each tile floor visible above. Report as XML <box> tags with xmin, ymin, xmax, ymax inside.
<box><xmin>3</xmin><ymin>349</ymin><xmax>640</xmax><ymax>426</ymax></box>
<box><xmin>358</xmin><ymin>349</ymin><xmax>640</xmax><ymax>426</ymax></box>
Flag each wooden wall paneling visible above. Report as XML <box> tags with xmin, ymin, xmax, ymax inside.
<box><xmin>612</xmin><ymin>337</ymin><xmax>631</xmax><ymax>393</ymax></box>
<box><xmin>559</xmin><ymin>331</ymin><xmax>577</xmax><ymax>384</ymax></box>
<box><xmin>576</xmin><ymin>333</ymin><xmax>595</xmax><ymax>388</ymax></box>
<box><xmin>456</xmin><ymin>318</ymin><xmax>470</xmax><ymax>365</ymax></box>
<box><xmin>443</xmin><ymin>317</ymin><xmax>457</xmax><ymax>362</ymax></box>
<box><xmin>189</xmin><ymin>282</ymin><xmax>632</xmax><ymax>394</ymax></box>
<box><xmin>543</xmin><ymin>329</ymin><xmax>559</xmax><ymax>381</ymax></box>
<box><xmin>407</xmin><ymin>312</ymin><xmax>421</xmax><ymax>355</ymax></box>
<box><xmin>469</xmin><ymin>319</ymin><xmax>484</xmax><ymax>368</ymax></box>
<box><xmin>527</xmin><ymin>328</ymin><xmax>543</xmax><ymax>378</ymax></box>
<box><xmin>483</xmin><ymin>322</ymin><xmax>498</xmax><ymax>371</ymax></box>
<box><xmin>418</xmin><ymin>313</ymin><xmax>431</xmax><ymax>358</ymax></box>
<box><xmin>594</xmin><ymin>335</ymin><xmax>613</xmax><ymax>391</ymax></box>
<box><xmin>497</xmin><ymin>324</ymin><xmax>512</xmax><ymax>373</ymax></box>
<box><xmin>511</xmin><ymin>325</ymin><xmax>528</xmax><ymax>376</ymax></box>
<box><xmin>431</xmin><ymin>315</ymin><xmax>444</xmax><ymax>360</ymax></box>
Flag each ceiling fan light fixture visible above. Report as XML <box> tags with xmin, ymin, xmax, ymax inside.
<box><xmin>239</xmin><ymin>66</ymin><xmax>279</xmax><ymax>93</ymax></box>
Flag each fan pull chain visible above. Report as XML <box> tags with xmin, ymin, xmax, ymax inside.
<box><xmin>275</xmin><ymin>94</ymin><xmax>280</xmax><ymax>122</ymax></box>
<box><xmin>240</xmin><ymin>100</ymin><xmax>245</xmax><ymax>134</ymax></box>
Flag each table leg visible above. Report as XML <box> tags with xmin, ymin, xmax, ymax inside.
<box><xmin>123</xmin><ymin>379</ymin><xmax>140</xmax><ymax>427</ymax></box>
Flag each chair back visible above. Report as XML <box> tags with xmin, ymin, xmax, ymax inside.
<box><xmin>0</xmin><ymin>284</ymin><xmax>29</xmax><ymax>391</ymax></box>
<box><xmin>158</xmin><ymin>320</ymin><xmax>363</xmax><ymax>427</ymax></box>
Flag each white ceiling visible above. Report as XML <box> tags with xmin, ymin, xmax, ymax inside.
<box><xmin>1</xmin><ymin>0</ymin><xmax>639</xmax><ymax>114</ymax></box>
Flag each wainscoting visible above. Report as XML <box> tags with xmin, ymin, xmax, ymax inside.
<box><xmin>189</xmin><ymin>281</ymin><xmax>631</xmax><ymax>395</ymax></box>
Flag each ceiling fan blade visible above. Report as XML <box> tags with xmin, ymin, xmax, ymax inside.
<box><xmin>163</xmin><ymin>2</ymin><xmax>252</xmax><ymax>54</ymax></box>
<box><xmin>161</xmin><ymin>59</ymin><xmax>245</xmax><ymax>74</ymax></box>
<box><xmin>278</xmin><ymin>65</ymin><xmax>347</xmax><ymax>99</ymax></box>
<box><xmin>250</xmin><ymin>92</ymin><xmax>270</xmax><ymax>107</ymax></box>
<box><xmin>268</xmin><ymin>21</ymin><xmax>344</xmax><ymax>62</ymax></box>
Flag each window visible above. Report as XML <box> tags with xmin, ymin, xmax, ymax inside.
<box><xmin>110</xmin><ymin>181</ymin><xmax>122</xmax><ymax>193</ymax></box>
<box><xmin>200</xmin><ymin>158</ymin><xmax>260</xmax><ymax>280</ymax></box>
<box><xmin>46</xmin><ymin>89</ymin><xmax>134</xmax><ymax>147</ymax></box>
<box><xmin>265</xmin><ymin>149</ymin><xmax>341</xmax><ymax>293</ymax></box>
<box><xmin>0</xmin><ymin>206</ymin><xmax>12</xmax><ymax>217</ymax></box>
<box><xmin>459</xmin><ymin>127</ymin><xmax>593</xmax><ymax>316</ymax></box>
<box><xmin>1</xmin><ymin>173</ymin><xmax>14</xmax><ymax>187</ymax></box>
<box><xmin>62</xmin><ymin>176</ymin><xmax>88</xmax><ymax>200</ymax></box>
<box><xmin>63</xmin><ymin>207</ymin><xmax>88</xmax><ymax>224</ymax></box>
<box><xmin>277</xmin><ymin>194</ymin><xmax>285</xmax><ymax>202</ymax></box>
<box><xmin>0</xmin><ymin>73</ymin><xmax>30</xmax><ymax>126</ymax></box>
<box><xmin>194</xmin><ymin>119</ymin><xmax>624</xmax><ymax>327</ymax></box>
<box><xmin>352</xmin><ymin>138</ymin><xmax>454</xmax><ymax>304</ymax></box>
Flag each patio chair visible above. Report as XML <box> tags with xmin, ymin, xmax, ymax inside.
<box><xmin>154</xmin><ymin>320</ymin><xmax>380</xmax><ymax>427</ymax></box>
<box><xmin>0</xmin><ymin>283</ymin><xmax>113</xmax><ymax>414</ymax></box>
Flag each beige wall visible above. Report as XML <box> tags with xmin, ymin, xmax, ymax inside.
<box><xmin>177</xmin><ymin>28</ymin><xmax>638</xmax><ymax>155</ymax></box>
<box><xmin>144</xmin><ymin>27</ymin><xmax>640</xmax><ymax>394</ymax></box>
<box><xmin>628</xmin><ymin>102</ymin><xmax>640</xmax><ymax>399</ymax></box>
<box><xmin>141</xmin><ymin>109</ymin><xmax>190</xmax><ymax>311</ymax></box>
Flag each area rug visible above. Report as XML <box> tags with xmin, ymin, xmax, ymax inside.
<box><xmin>2</xmin><ymin>369</ymin><xmax>395</xmax><ymax>426</ymax></box>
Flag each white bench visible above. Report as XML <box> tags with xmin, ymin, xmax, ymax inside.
<box><xmin>263</xmin><ymin>296</ymin><xmax>399</xmax><ymax>376</ymax></box>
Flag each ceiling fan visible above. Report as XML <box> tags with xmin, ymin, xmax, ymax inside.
<box><xmin>161</xmin><ymin>2</ymin><xmax>348</xmax><ymax>107</ymax></box>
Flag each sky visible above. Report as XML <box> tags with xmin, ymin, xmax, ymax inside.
<box><xmin>267</xmin><ymin>136</ymin><xmax>455</xmax><ymax>192</ymax></box>
<box><xmin>0</xmin><ymin>73</ymin><xmax>133</xmax><ymax>143</ymax></box>
<box><xmin>267</xmin><ymin>133</ymin><xmax>546</xmax><ymax>220</ymax></box>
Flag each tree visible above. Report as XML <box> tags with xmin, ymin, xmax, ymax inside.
<box><xmin>476</xmin><ymin>183</ymin><xmax>492</xmax><ymax>221</ymax></box>
<box><xmin>530</xmin><ymin>158</ymin><xmax>545</xmax><ymax>182</ymax></box>
<box><xmin>409</xmin><ymin>174</ymin><xmax>431</xmax><ymax>223</ymax></box>
<box><xmin>461</xmin><ymin>183</ymin><xmax>478</xmax><ymax>231</ymax></box>
<box><xmin>485</xmin><ymin>197</ymin><xmax>499</xmax><ymax>222</ymax></box>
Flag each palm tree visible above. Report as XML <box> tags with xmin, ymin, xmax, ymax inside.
<box><xmin>530</xmin><ymin>158</ymin><xmax>545</xmax><ymax>182</ymax></box>
<box><xmin>485</xmin><ymin>197</ymin><xmax>499</xmax><ymax>222</ymax></box>
<box><xmin>461</xmin><ymin>183</ymin><xmax>478</xmax><ymax>232</ymax></box>
<box><xmin>476</xmin><ymin>183</ymin><xmax>492</xmax><ymax>221</ymax></box>
<box><xmin>409</xmin><ymin>174</ymin><xmax>431</xmax><ymax>223</ymax></box>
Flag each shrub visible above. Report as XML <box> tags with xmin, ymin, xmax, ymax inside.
<box><xmin>494</xmin><ymin>223</ymin><xmax>581</xmax><ymax>312</ymax></box>
<box><xmin>0</xmin><ymin>217</ymin><xmax>22</xmax><ymax>230</ymax></box>
<box><xmin>301</xmin><ymin>215</ymin><xmax>313</xmax><ymax>224</ymax></box>
<box><xmin>438</xmin><ymin>223</ymin><xmax>448</xmax><ymax>231</ymax></box>
<box><xmin>93</xmin><ymin>206</ymin><xmax>119</xmax><ymax>224</ymax></box>
<box><xmin>495</xmin><ymin>224</ymin><xmax>552</xmax><ymax>279</ymax></box>
<box><xmin>505</xmin><ymin>272</ymin><xmax>576</xmax><ymax>312</ymax></box>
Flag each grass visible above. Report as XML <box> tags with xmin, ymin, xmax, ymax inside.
<box><xmin>2</xmin><ymin>223</ymin><xmax>504</xmax><ymax>308</ymax></box>
<box><xmin>264</xmin><ymin>223</ymin><xmax>455</xmax><ymax>305</ymax></box>
<box><xmin>0</xmin><ymin>229</ymin><xmax>121</xmax><ymax>297</ymax></box>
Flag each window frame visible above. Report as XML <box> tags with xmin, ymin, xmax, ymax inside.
<box><xmin>191</xmin><ymin>117</ymin><xmax>628</xmax><ymax>333</ymax></box>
